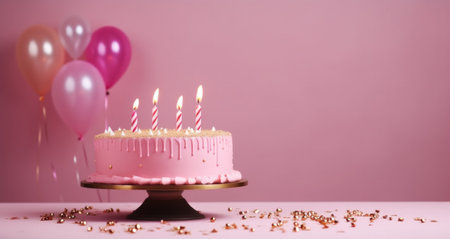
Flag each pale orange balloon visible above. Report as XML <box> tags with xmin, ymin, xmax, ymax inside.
<box><xmin>16</xmin><ymin>25</ymin><xmax>65</xmax><ymax>97</ymax></box>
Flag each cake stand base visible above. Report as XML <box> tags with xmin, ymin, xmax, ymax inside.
<box><xmin>81</xmin><ymin>179</ymin><xmax>247</xmax><ymax>221</ymax></box>
<box><xmin>128</xmin><ymin>190</ymin><xmax>203</xmax><ymax>220</ymax></box>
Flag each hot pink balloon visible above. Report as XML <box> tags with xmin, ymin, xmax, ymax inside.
<box><xmin>52</xmin><ymin>60</ymin><xmax>105</xmax><ymax>139</ymax></box>
<box><xmin>84</xmin><ymin>26</ymin><xmax>131</xmax><ymax>90</ymax></box>
<box><xmin>59</xmin><ymin>16</ymin><xmax>91</xmax><ymax>59</ymax></box>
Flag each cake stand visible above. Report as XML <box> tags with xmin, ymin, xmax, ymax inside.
<box><xmin>81</xmin><ymin>179</ymin><xmax>248</xmax><ymax>221</ymax></box>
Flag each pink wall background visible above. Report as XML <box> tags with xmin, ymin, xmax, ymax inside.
<box><xmin>1</xmin><ymin>0</ymin><xmax>450</xmax><ymax>202</ymax></box>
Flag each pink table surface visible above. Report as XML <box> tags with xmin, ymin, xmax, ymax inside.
<box><xmin>0</xmin><ymin>202</ymin><xmax>449</xmax><ymax>238</ymax></box>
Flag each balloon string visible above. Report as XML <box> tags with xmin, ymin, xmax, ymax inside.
<box><xmin>105</xmin><ymin>92</ymin><xmax>110</xmax><ymax>202</ymax></box>
<box><xmin>73</xmin><ymin>155</ymin><xmax>80</xmax><ymax>184</ymax></box>
<box><xmin>96</xmin><ymin>190</ymin><xmax>103</xmax><ymax>202</ymax></box>
<box><xmin>36</xmin><ymin>101</ymin><xmax>44</xmax><ymax>200</ymax></box>
<box><xmin>105</xmin><ymin>92</ymin><xmax>109</xmax><ymax>131</ymax></box>
<box><xmin>36</xmin><ymin>125</ymin><xmax>42</xmax><ymax>184</ymax></box>
<box><xmin>79</xmin><ymin>138</ymin><xmax>102</xmax><ymax>202</ymax></box>
<box><xmin>80</xmin><ymin>138</ymin><xmax>89</xmax><ymax>169</ymax></box>
<box><xmin>50</xmin><ymin>161</ymin><xmax>57</xmax><ymax>182</ymax></box>
<box><xmin>40</xmin><ymin>100</ymin><xmax>49</xmax><ymax>143</ymax></box>
<box><xmin>50</xmin><ymin>161</ymin><xmax>63</xmax><ymax>201</ymax></box>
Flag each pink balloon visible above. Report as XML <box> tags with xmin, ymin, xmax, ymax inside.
<box><xmin>84</xmin><ymin>26</ymin><xmax>131</xmax><ymax>90</ymax></box>
<box><xmin>59</xmin><ymin>16</ymin><xmax>91</xmax><ymax>59</ymax></box>
<box><xmin>52</xmin><ymin>60</ymin><xmax>105</xmax><ymax>139</ymax></box>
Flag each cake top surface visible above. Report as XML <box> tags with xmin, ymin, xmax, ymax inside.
<box><xmin>95</xmin><ymin>129</ymin><xmax>231</xmax><ymax>139</ymax></box>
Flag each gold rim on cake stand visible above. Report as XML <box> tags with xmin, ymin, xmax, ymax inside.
<box><xmin>80</xmin><ymin>179</ymin><xmax>248</xmax><ymax>221</ymax></box>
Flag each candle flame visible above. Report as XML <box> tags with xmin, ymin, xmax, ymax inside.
<box><xmin>196</xmin><ymin>85</ymin><xmax>203</xmax><ymax>103</ymax></box>
<box><xmin>133</xmin><ymin>98</ymin><xmax>139</xmax><ymax>110</ymax></box>
<box><xmin>153</xmin><ymin>88</ymin><xmax>159</xmax><ymax>105</ymax></box>
<box><xmin>176</xmin><ymin>96</ymin><xmax>183</xmax><ymax>110</ymax></box>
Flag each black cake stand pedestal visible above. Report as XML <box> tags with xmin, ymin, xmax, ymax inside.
<box><xmin>81</xmin><ymin>179</ymin><xmax>248</xmax><ymax>221</ymax></box>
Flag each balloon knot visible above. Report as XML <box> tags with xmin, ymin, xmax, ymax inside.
<box><xmin>78</xmin><ymin>136</ymin><xmax>83</xmax><ymax>141</ymax></box>
<box><xmin>106</xmin><ymin>91</ymin><xmax>110</xmax><ymax>96</ymax></box>
<box><xmin>39</xmin><ymin>96</ymin><xmax>45</xmax><ymax>102</ymax></box>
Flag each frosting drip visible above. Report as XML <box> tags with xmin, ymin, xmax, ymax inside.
<box><xmin>91</xmin><ymin>130</ymin><xmax>240</xmax><ymax>185</ymax></box>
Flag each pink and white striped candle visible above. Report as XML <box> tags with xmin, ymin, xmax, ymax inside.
<box><xmin>152</xmin><ymin>88</ymin><xmax>159</xmax><ymax>131</ymax></box>
<box><xmin>195</xmin><ymin>85</ymin><xmax>203</xmax><ymax>131</ymax></box>
<box><xmin>131</xmin><ymin>98</ymin><xmax>139</xmax><ymax>132</ymax></box>
<box><xmin>176</xmin><ymin>96</ymin><xmax>183</xmax><ymax>131</ymax></box>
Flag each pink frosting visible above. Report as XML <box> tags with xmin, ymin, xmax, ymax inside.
<box><xmin>88</xmin><ymin>134</ymin><xmax>242</xmax><ymax>185</ymax></box>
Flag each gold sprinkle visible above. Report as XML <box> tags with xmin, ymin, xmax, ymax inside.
<box><xmin>293</xmin><ymin>226</ymin><xmax>300</xmax><ymax>232</ymax></box>
<box><xmin>160</xmin><ymin>220</ymin><xmax>167</xmax><ymax>224</ymax></box>
<box><xmin>116</xmin><ymin>208</ymin><xmax>120</xmax><ymax>212</ymax></box>
<box><xmin>210</xmin><ymin>217</ymin><xmax>216</xmax><ymax>222</ymax></box>
<box><xmin>178</xmin><ymin>229</ymin><xmax>191</xmax><ymax>235</ymax></box>
<box><xmin>431</xmin><ymin>220</ymin><xmax>438</xmax><ymax>223</ymax></box>
<box><xmin>87</xmin><ymin>226</ymin><xmax>93</xmax><ymax>232</ymax></box>
<box><xmin>351</xmin><ymin>222</ymin><xmax>356</xmax><ymax>227</ymax></box>
<box><xmin>227</xmin><ymin>207</ymin><xmax>233</xmax><ymax>212</ymax></box>
<box><xmin>80</xmin><ymin>220</ymin><xmax>87</xmax><ymax>226</ymax></box>
<box><xmin>107</xmin><ymin>221</ymin><xmax>115</xmax><ymax>226</ymax></box>
<box><xmin>211</xmin><ymin>228</ymin><xmax>218</xmax><ymax>233</ymax></box>
<box><xmin>276</xmin><ymin>208</ymin><xmax>282</xmax><ymax>213</ymax></box>
<box><xmin>242</xmin><ymin>215</ymin><xmax>247</xmax><ymax>220</ymax></box>
<box><xmin>57</xmin><ymin>219</ymin><xmax>64</xmax><ymax>224</ymax></box>
<box><xmin>128</xmin><ymin>227</ymin><xmax>137</xmax><ymax>233</ymax></box>
<box><xmin>398</xmin><ymin>217</ymin><xmax>404</xmax><ymax>222</ymax></box>
<box><xmin>135</xmin><ymin>224</ymin><xmax>142</xmax><ymax>230</ymax></box>
<box><xmin>300</xmin><ymin>223</ymin><xmax>306</xmax><ymax>230</ymax></box>
<box><xmin>103</xmin><ymin>208</ymin><xmax>114</xmax><ymax>213</ymax></box>
<box><xmin>421</xmin><ymin>219</ymin><xmax>426</xmax><ymax>223</ymax></box>
<box><xmin>250</xmin><ymin>228</ymin><xmax>255</xmax><ymax>232</ymax></box>
<box><xmin>173</xmin><ymin>226</ymin><xmax>186</xmax><ymax>231</ymax></box>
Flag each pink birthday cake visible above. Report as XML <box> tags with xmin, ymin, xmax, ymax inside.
<box><xmin>87</xmin><ymin>128</ymin><xmax>242</xmax><ymax>185</ymax></box>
